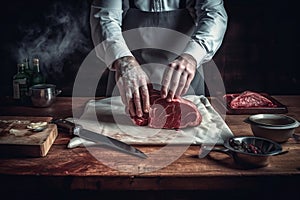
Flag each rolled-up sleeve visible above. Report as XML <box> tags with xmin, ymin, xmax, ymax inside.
<box><xmin>90</xmin><ymin>0</ymin><xmax>133</xmax><ymax>69</ymax></box>
<box><xmin>183</xmin><ymin>0</ymin><xmax>228</xmax><ymax>66</ymax></box>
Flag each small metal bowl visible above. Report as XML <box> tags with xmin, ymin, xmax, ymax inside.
<box><xmin>246</xmin><ymin>114</ymin><xmax>300</xmax><ymax>143</ymax></box>
<box><xmin>209</xmin><ymin>136</ymin><xmax>285</xmax><ymax>168</ymax></box>
<box><xmin>28</xmin><ymin>84</ymin><xmax>62</xmax><ymax>107</ymax></box>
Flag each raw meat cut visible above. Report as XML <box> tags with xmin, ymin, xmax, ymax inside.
<box><xmin>131</xmin><ymin>89</ymin><xmax>202</xmax><ymax>129</ymax></box>
<box><xmin>225</xmin><ymin>91</ymin><xmax>277</xmax><ymax>109</ymax></box>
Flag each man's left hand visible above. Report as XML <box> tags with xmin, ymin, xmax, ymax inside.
<box><xmin>161</xmin><ymin>53</ymin><xmax>197</xmax><ymax>101</ymax></box>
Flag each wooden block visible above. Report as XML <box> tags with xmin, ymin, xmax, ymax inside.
<box><xmin>0</xmin><ymin>116</ymin><xmax>58</xmax><ymax>157</ymax></box>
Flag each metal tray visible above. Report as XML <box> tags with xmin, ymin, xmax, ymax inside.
<box><xmin>219</xmin><ymin>93</ymin><xmax>288</xmax><ymax>115</ymax></box>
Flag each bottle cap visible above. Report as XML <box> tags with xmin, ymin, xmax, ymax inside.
<box><xmin>33</xmin><ymin>58</ymin><xmax>39</xmax><ymax>65</ymax></box>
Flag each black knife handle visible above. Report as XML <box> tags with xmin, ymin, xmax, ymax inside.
<box><xmin>52</xmin><ymin>118</ymin><xmax>77</xmax><ymax>135</ymax></box>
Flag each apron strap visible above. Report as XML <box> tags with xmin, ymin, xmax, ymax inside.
<box><xmin>128</xmin><ymin>0</ymin><xmax>186</xmax><ymax>9</ymax></box>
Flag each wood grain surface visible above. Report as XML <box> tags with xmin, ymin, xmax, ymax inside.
<box><xmin>0</xmin><ymin>116</ymin><xmax>57</xmax><ymax>157</ymax></box>
<box><xmin>0</xmin><ymin>96</ymin><xmax>299</xmax><ymax>197</ymax></box>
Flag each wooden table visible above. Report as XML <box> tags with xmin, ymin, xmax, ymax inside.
<box><xmin>0</xmin><ymin>96</ymin><xmax>300</xmax><ymax>200</ymax></box>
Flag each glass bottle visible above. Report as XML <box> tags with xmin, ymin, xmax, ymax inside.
<box><xmin>23</xmin><ymin>58</ymin><xmax>33</xmax><ymax>76</ymax></box>
<box><xmin>31</xmin><ymin>58</ymin><xmax>46</xmax><ymax>86</ymax></box>
<box><xmin>23</xmin><ymin>58</ymin><xmax>33</xmax><ymax>86</ymax></box>
<box><xmin>13</xmin><ymin>63</ymin><xmax>30</xmax><ymax>104</ymax></box>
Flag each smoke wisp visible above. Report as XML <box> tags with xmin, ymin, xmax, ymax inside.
<box><xmin>14</xmin><ymin>1</ymin><xmax>92</xmax><ymax>80</ymax></box>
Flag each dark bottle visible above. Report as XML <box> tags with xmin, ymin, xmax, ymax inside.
<box><xmin>23</xmin><ymin>58</ymin><xmax>33</xmax><ymax>76</ymax></box>
<box><xmin>23</xmin><ymin>58</ymin><xmax>33</xmax><ymax>86</ymax></box>
<box><xmin>31</xmin><ymin>58</ymin><xmax>46</xmax><ymax>86</ymax></box>
<box><xmin>13</xmin><ymin>63</ymin><xmax>30</xmax><ymax>104</ymax></box>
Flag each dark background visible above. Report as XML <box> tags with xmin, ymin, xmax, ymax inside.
<box><xmin>0</xmin><ymin>0</ymin><xmax>299</xmax><ymax>97</ymax></box>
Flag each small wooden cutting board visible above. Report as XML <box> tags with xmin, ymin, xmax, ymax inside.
<box><xmin>0</xmin><ymin>116</ymin><xmax>58</xmax><ymax>157</ymax></box>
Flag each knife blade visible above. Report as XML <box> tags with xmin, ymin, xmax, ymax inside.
<box><xmin>52</xmin><ymin>119</ymin><xmax>147</xmax><ymax>159</ymax></box>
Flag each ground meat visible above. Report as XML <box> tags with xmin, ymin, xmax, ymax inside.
<box><xmin>225</xmin><ymin>91</ymin><xmax>277</xmax><ymax>109</ymax></box>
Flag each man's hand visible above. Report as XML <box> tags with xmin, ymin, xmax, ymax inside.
<box><xmin>113</xmin><ymin>56</ymin><xmax>150</xmax><ymax>117</ymax></box>
<box><xmin>161</xmin><ymin>53</ymin><xmax>197</xmax><ymax>101</ymax></box>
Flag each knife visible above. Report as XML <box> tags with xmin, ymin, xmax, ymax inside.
<box><xmin>52</xmin><ymin>119</ymin><xmax>147</xmax><ymax>159</ymax></box>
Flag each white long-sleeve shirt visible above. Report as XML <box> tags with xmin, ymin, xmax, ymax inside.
<box><xmin>90</xmin><ymin>0</ymin><xmax>228</xmax><ymax>68</ymax></box>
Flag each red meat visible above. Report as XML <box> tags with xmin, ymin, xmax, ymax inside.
<box><xmin>131</xmin><ymin>89</ymin><xmax>202</xmax><ymax>129</ymax></box>
<box><xmin>226</xmin><ymin>91</ymin><xmax>277</xmax><ymax>109</ymax></box>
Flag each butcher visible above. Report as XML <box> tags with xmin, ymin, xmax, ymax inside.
<box><xmin>90</xmin><ymin>0</ymin><xmax>228</xmax><ymax>119</ymax></box>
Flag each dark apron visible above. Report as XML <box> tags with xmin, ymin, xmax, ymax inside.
<box><xmin>106</xmin><ymin>1</ymin><xmax>205</xmax><ymax>96</ymax></box>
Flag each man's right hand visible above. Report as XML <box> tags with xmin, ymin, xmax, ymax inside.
<box><xmin>113</xmin><ymin>56</ymin><xmax>150</xmax><ymax>118</ymax></box>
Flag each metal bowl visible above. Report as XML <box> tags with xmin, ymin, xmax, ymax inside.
<box><xmin>29</xmin><ymin>84</ymin><xmax>62</xmax><ymax>107</ymax></box>
<box><xmin>246</xmin><ymin>114</ymin><xmax>300</xmax><ymax>143</ymax></box>
<box><xmin>210</xmin><ymin>136</ymin><xmax>284</xmax><ymax>168</ymax></box>
<box><xmin>248</xmin><ymin>114</ymin><xmax>298</xmax><ymax>127</ymax></box>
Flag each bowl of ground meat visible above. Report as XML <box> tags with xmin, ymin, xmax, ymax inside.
<box><xmin>206</xmin><ymin>136</ymin><xmax>285</xmax><ymax>168</ymax></box>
